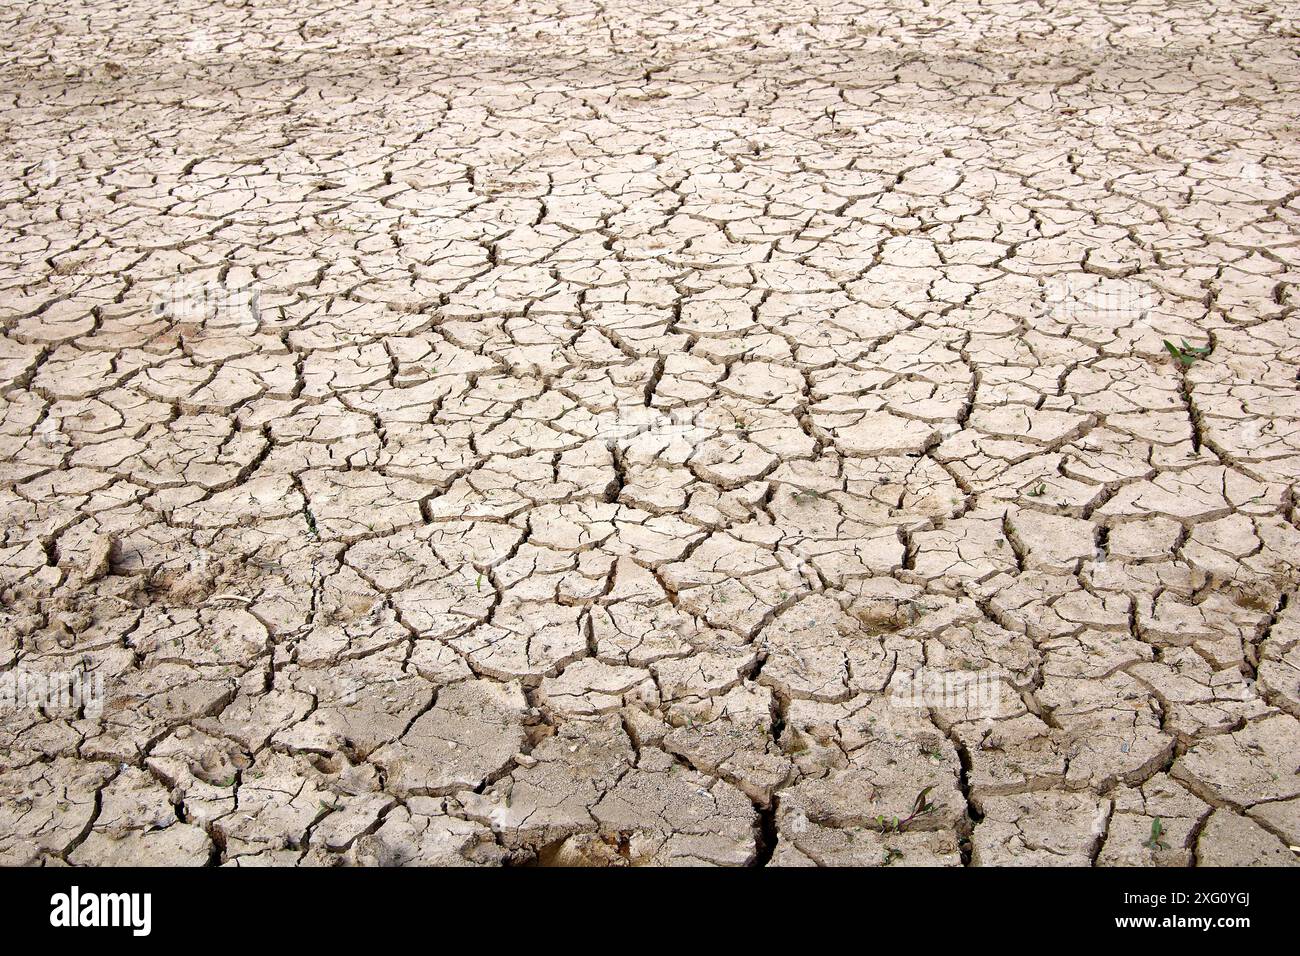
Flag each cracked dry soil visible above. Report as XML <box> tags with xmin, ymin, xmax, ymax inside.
<box><xmin>2</xmin><ymin>0</ymin><xmax>1300</xmax><ymax>869</ymax></box>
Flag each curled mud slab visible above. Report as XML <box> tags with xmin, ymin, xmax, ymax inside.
<box><xmin>2</xmin><ymin>1</ymin><xmax>1300</xmax><ymax>867</ymax></box>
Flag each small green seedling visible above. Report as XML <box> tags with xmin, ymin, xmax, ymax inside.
<box><xmin>878</xmin><ymin>786</ymin><xmax>937</xmax><ymax>833</ymax></box>
<box><xmin>1028</xmin><ymin>482</ymin><xmax>1047</xmax><ymax>497</ymax></box>
<box><xmin>1143</xmin><ymin>817</ymin><xmax>1168</xmax><ymax>851</ymax></box>
<box><xmin>476</xmin><ymin>573</ymin><xmax>483</xmax><ymax>592</ymax></box>
<box><xmin>882</xmin><ymin>846</ymin><xmax>904</xmax><ymax>866</ymax></box>
<box><xmin>1163</xmin><ymin>339</ymin><xmax>1212</xmax><ymax>367</ymax></box>
<box><xmin>906</xmin><ymin>786</ymin><xmax>935</xmax><ymax>823</ymax></box>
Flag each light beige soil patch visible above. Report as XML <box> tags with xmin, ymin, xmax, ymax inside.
<box><xmin>2</xmin><ymin>0</ymin><xmax>1300</xmax><ymax>866</ymax></box>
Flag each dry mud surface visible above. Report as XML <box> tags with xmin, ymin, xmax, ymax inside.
<box><xmin>2</xmin><ymin>1</ymin><xmax>1300</xmax><ymax>868</ymax></box>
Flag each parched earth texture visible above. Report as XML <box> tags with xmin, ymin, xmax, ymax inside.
<box><xmin>2</xmin><ymin>0</ymin><xmax>1300</xmax><ymax>868</ymax></box>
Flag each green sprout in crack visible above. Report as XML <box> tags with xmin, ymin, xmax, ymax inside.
<box><xmin>905</xmin><ymin>786</ymin><xmax>936</xmax><ymax>823</ymax></box>
<box><xmin>882</xmin><ymin>846</ymin><xmax>905</xmax><ymax>866</ymax></box>
<box><xmin>476</xmin><ymin>573</ymin><xmax>483</xmax><ymax>592</ymax></box>
<box><xmin>1028</xmin><ymin>482</ymin><xmax>1047</xmax><ymax>497</ymax></box>
<box><xmin>302</xmin><ymin>505</ymin><xmax>319</xmax><ymax>538</ymax></box>
<box><xmin>1143</xmin><ymin>817</ymin><xmax>1169</xmax><ymax>851</ymax></box>
<box><xmin>1163</xmin><ymin>338</ymin><xmax>1212</xmax><ymax>367</ymax></box>
<box><xmin>876</xmin><ymin>786</ymin><xmax>937</xmax><ymax>833</ymax></box>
